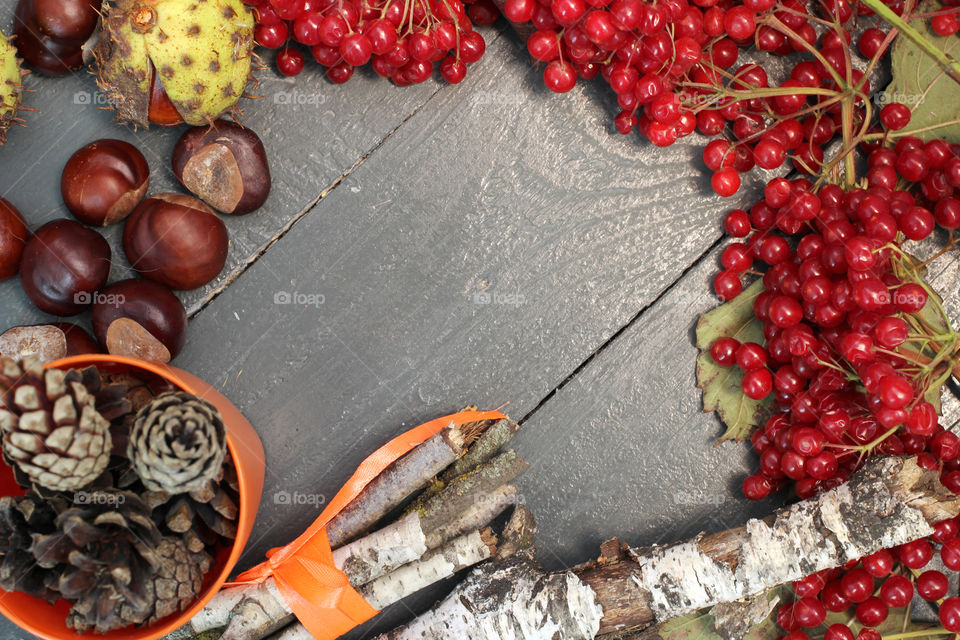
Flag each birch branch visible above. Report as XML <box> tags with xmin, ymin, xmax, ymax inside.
<box><xmin>425</xmin><ymin>484</ymin><xmax>518</xmax><ymax>549</ymax></box>
<box><xmin>377</xmin><ymin>456</ymin><xmax>960</xmax><ymax>640</ymax></box>
<box><xmin>441</xmin><ymin>418</ymin><xmax>521</xmax><ymax>483</ymax></box>
<box><xmin>327</xmin><ymin>423</ymin><xmax>467</xmax><ymax>548</ymax></box>
<box><xmin>417</xmin><ymin>450</ymin><xmax>530</xmax><ymax>532</ymax></box>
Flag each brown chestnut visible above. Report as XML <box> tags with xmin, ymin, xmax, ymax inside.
<box><xmin>62</xmin><ymin>139</ymin><xmax>151</xmax><ymax>226</ymax></box>
<box><xmin>91</xmin><ymin>279</ymin><xmax>187</xmax><ymax>363</ymax></box>
<box><xmin>172</xmin><ymin>119</ymin><xmax>271</xmax><ymax>215</ymax></box>
<box><xmin>0</xmin><ymin>198</ymin><xmax>29</xmax><ymax>282</ymax></box>
<box><xmin>13</xmin><ymin>0</ymin><xmax>100</xmax><ymax>76</ymax></box>
<box><xmin>20</xmin><ymin>219</ymin><xmax>112</xmax><ymax>316</ymax></box>
<box><xmin>123</xmin><ymin>194</ymin><xmax>229</xmax><ymax>291</ymax></box>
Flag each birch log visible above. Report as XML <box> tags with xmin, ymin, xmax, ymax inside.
<box><xmin>378</xmin><ymin>456</ymin><xmax>960</xmax><ymax>640</ymax></box>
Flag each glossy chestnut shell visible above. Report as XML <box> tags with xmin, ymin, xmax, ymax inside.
<box><xmin>0</xmin><ymin>198</ymin><xmax>29</xmax><ymax>282</ymax></box>
<box><xmin>123</xmin><ymin>194</ymin><xmax>229</xmax><ymax>291</ymax></box>
<box><xmin>91</xmin><ymin>278</ymin><xmax>187</xmax><ymax>362</ymax></box>
<box><xmin>172</xmin><ymin>120</ymin><xmax>272</xmax><ymax>215</ymax></box>
<box><xmin>19</xmin><ymin>219</ymin><xmax>112</xmax><ymax>316</ymax></box>
<box><xmin>13</xmin><ymin>0</ymin><xmax>101</xmax><ymax>75</ymax></box>
<box><xmin>62</xmin><ymin>139</ymin><xmax>151</xmax><ymax>226</ymax></box>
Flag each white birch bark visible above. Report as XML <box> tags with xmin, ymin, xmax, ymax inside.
<box><xmin>376</xmin><ymin>557</ymin><xmax>603</xmax><ymax>640</ymax></box>
<box><xmin>359</xmin><ymin>529</ymin><xmax>495</xmax><ymax>609</ymax></box>
<box><xmin>633</xmin><ymin>457</ymin><xmax>935</xmax><ymax>622</ymax></box>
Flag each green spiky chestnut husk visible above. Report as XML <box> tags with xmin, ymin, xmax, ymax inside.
<box><xmin>0</xmin><ymin>33</ymin><xmax>26</xmax><ymax>145</ymax></box>
<box><xmin>94</xmin><ymin>0</ymin><xmax>254</xmax><ymax>128</ymax></box>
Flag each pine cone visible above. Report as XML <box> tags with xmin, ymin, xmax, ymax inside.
<box><xmin>0</xmin><ymin>358</ymin><xmax>114</xmax><ymax>492</ymax></box>
<box><xmin>30</xmin><ymin>490</ymin><xmax>162</xmax><ymax>634</ymax></box>
<box><xmin>128</xmin><ymin>392</ymin><xmax>226</xmax><ymax>495</ymax></box>
<box><xmin>149</xmin><ymin>537</ymin><xmax>212</xmax><ymax>624</ymax></box>
<box><xmin>0</xmin><ymin>495</ymin><xmax>60</xmax><ymax>602</ymax></box>
<box><xmin>145</xmin><ymin>461</ymin><xmax>240</xmax><ymax>554</ymax></box>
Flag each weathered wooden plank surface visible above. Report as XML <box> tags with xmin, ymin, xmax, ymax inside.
<box><xmin>168</xmin><ymin>30</ymin><xmax>754</xmax><ymax>569</ymax></box>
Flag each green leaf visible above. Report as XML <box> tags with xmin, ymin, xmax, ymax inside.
<box><xmin>885</xmin><ymin>1</ymin><xmax>960</xmax><ymax>143</ymax></box>
<box><xmin>696</xmin><ymin>280</ymin><xmax>773</xmax><ymax>443</ymax></box>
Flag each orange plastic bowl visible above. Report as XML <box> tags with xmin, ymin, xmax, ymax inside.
<box><xmin>0</xmin><ymin>355</ymin><xmax>266</xmax><ymax>640</ymax></box>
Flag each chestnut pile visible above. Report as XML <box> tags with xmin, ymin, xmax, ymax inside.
<box><xmin>0</xmin><ymin>120</ymin><xmax>271</xmax><ymax>364</ymax></box>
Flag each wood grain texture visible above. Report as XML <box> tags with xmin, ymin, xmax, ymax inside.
<box><xmin>167</xmin><ymin>27</ymin><xmax>762</xmax><ymax>573</ymax></box>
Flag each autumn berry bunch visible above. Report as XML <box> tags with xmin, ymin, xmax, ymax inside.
<box><xmin>244</xmin><ymin>0</ymin><xmax>491</xmax><ymax>84</ymax></box>
<box><xmin>776</xmin><ymin>521</ymin><xmax>960</xmax><ymax>640</ymax></box>
<box><xmin>505</xmin><ymin>0</ymin><xmax>955</xmax><ymax>197</ymax></box>
<box><xmin>699</xmin><ymin>131</ymin><xmax>960</xmax><ymax>501</ymax></box>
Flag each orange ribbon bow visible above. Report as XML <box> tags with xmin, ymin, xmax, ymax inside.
<box><xmin>229</xmin><ymin>409</ymin><xmax>507</xmax><ymax>640</ymax></box>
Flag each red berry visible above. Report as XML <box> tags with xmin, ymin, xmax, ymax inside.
<box><xmin>276</xmin><ymin>47</ymin><xmax>306</xmax><ymax>76</ymax></box>
<box><xmin>440</xmin><ymin>56</ymin><xmax>467</xmax><ymax>83</ymax></box>
<box><xmin>862</xmin><ymin>549</ymin><xmax>895</xmax><ymax>577</ymax></box>
<box><xmin>917</xmin><ymin>569</ymin><xmax>949</xmax><ymax>601</ymax></box>
<box><xmin>898</xmin><ymin>538</ymin><xmax>933</xmax><ymax>569</ymax></box>
<box><xmin>840</xmin><ymin>568</ymin><xmax>873</xmax><ymax>603</ymax></box>
<box><xmin>544</xmin><ymin>60</ymin><xmax>577</xmax><ymax>92</ymax></box>
<box><xmin>880</xmin><ymin>103</ymin><xmax>911</xmax><ymax>131</ymax></box>
<box><xmin>743</xmin><ymin>473</ymin><xmax>773</xmax><ymax>499</ymax></box>
<box><xmin>714</xmin><ymin>270</ymin><xmax>743</xmax><ymax>300</ymax></box>
<box><xmin>879</xmin><ymin>574</ymin><xmax>912</xmax><ymax>607</ymax></box>
<box><xmin>941</xmin><ymin>538</ymin><xmax>960</xmax><ymax>570</ymax></box>
<box><xmin>712</xmin><ymin>168</ymin><xmax>741</xmax><ymax>197</ymax></box>
<box><xmin>825</xmin><ymin>624</ymin><xmax>854</xmax><ymax>640</ymax></box>
<box><xmin>855</xmin><ymin>596</ymin><xmax>889</xmax><ymax>627</ymax></box>
<box><xmin>710</xmin><ymin>337</ymin><xmax>740</xmax><ymax>366</ymax></box>
<box><xmin>942</xmin><ymin>597</ymin><xmax>960</xmax><ymax>632</ymax></box>
<box><xmin>735</xmin><ymin>342</ymin><xmax>767</xmax><ymax>370</ymax></box>
<box><xmin>742</xmin><ymin>367</ymin><xmax>773</xmax><ymax>400</ymax></box>
<box><xmin>724</xmin><ymin>209</ymin><xmax>751</xmax><ymax>237</ymax></box>
<box><xmin>792</xmin><ymin>596</ymin><xmax>826</xmax><ymax>627</ymax></box>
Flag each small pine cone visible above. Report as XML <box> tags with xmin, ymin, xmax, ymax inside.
<box><xmin>149</xmin><ymin>537</ymin><xmax>212</xmax><ymax>624</ymax></box>
<box><xmin>128</xmin><ymin>392</ymin><xmax>226</xmax><ymax>495</ymax></box>
<box><xmin>31</xmin><ymin>490</ymin><xmax>162</xmax><ymax>633</ymax></box>
<box><xmin>0</xmin><ymin>358</ymin><xmax>113</xmax><ymax>492</ymax></box>
<box><xmin>0</xmin><ymin>495</ymin><xmax>60</xmax><ymax>602</ymax></box>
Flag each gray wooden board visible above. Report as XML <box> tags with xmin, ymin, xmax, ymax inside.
<box><xmin>0</xmin><ymin>7</ymin><xmax>957</xmax><ymax>640</ymax></box>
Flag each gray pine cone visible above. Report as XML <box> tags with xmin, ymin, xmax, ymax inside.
<box><xmin>128</xmin><ymin>392</ymin><xmax>226</xmax><ymax>495</ymax></box>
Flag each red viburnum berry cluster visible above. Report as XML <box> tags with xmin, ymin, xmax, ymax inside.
<box><xmin>245</xmin><ymin>0</ymin><xmax>491</xmax><ymax>84</ymax></box>
<box><xmin>708</xmin><ymin>137</ymin><xmax>960</xmax><ymax>501</ymax></box>
<box><xmin>502</xmin><ymin>0</ymin><xmax>958</xmax><ymax>196</ymax></box>
<box><xmin>778</xmin><ymin>521</ymin><xmax>960</xmax><ymax>639</ymax></box>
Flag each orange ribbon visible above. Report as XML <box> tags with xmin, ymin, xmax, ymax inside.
<box><xmin>229</xmin><ymin>409</ymin><xmax>507</xmax><ymax>640</ymax></box>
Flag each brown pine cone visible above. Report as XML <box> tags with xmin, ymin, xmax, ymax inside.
<box><xmin>0</xmin><ymin>495</ymin><xmax>60</xmax><ymax>602</ymax></box>
<box><xmin>0</xmin><ymin>358</ymin><xmax>114</xmax><ymax>492</ymax></box>
<box><xmin>31</xmin><ymin>490</ymin><xmax>162</xmax><ymax>634</ymax></box>
<box><xmin>149</xmin><ymin>536</ymin><xmax>212</xmax><ymax>624</ymax></box>
<box><xmin>145</xmin><ymin>461</ymin><xmax>240</xmax><ymax>554</ymax></box>
<box><xmin>128</xmin><ymin>392</ymin><xmax>226</xmax><ymax>495</ymax></box>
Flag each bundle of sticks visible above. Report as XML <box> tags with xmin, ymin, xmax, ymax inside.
<box><xmin>167</xmin><ymin>413</ymin><xmax>530</xmax><ymax>640</ymax></box>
